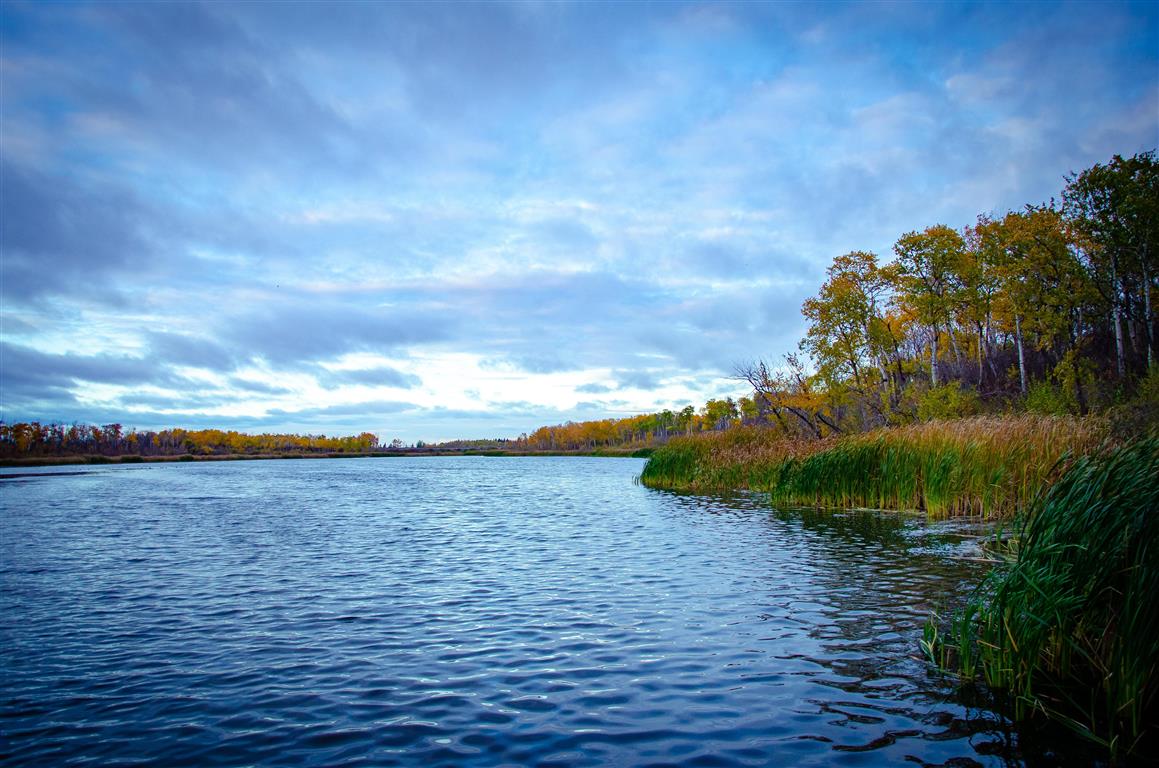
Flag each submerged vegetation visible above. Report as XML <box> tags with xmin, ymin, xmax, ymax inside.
<box><xmin>639</xmin><ymin>415</ymin><xmax>1111</xmax><ymax>518</ymax></box>
<box><xmin>923</xmin><ymin>439</ymin><xmax>1159</xmax><ymax>759</ymax></box>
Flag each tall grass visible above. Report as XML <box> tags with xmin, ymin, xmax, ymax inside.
<box><xmin>926</xmin><ymin>438</ymin><xmax>1158</xmax><ymax>759</ymax></box>
<box><xmin>639</xmin><ymin>415</ymin><xmax>1111</xmax><ymax>518</ymax></box>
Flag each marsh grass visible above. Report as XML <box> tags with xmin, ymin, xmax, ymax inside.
<box><xmin>639</xmin><ymin>415</ymin><xmax>1111</xmax><ymax>518</ymax></box>
<box><xmin>925</xmin><ymin>438</ymin><xmax>1158</xmax><ymax>759</ymax></box>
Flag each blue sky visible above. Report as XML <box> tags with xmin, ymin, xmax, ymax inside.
<box><xmin>2</xmin><ymin>1</ymin><xmax>1156</xmax><ymax>442</ymax></box>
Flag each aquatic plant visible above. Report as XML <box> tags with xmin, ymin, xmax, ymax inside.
<box><xmin>639</xmin><ymin>415</ymin><xmax>1110</xmax><ymax>518</ymax></box>
<box><xmin>925</xmin><ymin>438</ymin><xmax>1158</xmax><ymax>759</ymax></box>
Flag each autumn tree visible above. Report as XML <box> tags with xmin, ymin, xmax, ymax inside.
<box><xmin>891</xmin><ymin>225</ymin><xmax>969</xmax><ymax>386</ymax></box>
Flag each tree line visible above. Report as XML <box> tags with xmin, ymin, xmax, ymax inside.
<box><xmin>520</xmin><ymin>397</ymin><xmax>754</xmax><ymax>451</ymax></box>
<box><xmin>737</xmin><ymin>150</ymin><xmax>1157</xmax><ymax>437</ymax></box>
<box><xmin>0</xmin><ymin>422</ymin><xmax>380</xmax><ymax>458</ymax></box>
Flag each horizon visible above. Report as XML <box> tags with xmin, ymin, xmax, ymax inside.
<box><xmin>2</xmin><ymin>1</ymin><xmax>1157</xmax><ymax>442</ymax></box>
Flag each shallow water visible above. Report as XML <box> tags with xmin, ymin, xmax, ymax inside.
<box><xmin>0</xmin><ymin>457</ymin><xmax>1065</xmax><ymax>765</ymax></box>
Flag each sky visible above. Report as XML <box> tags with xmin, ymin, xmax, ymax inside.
<box><xmin>1</xmin><ymin>1</ymin><xmax>1157</xmax><ymax>443</ymax></box>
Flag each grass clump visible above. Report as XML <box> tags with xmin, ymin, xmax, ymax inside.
<box><xmin>924</xmin><ymin>438</ymin><xmax>1158</xmax><ymax>759</ymax></box>
<box><xmin>639</xmin><ymin>415</ymin><xmax>1110</xmax><ymax>518</ymax></box>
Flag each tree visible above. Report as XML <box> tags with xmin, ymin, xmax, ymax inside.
<box><xmin>891</xmin><ymin>225</ymin><xmax>968</xmax><ymax>386</ymax></box>
<box><xmin>734</xmin><ymin>355</ymin><xmax>842</xmax><ymax>438</ymax></box>
<box><xmin>1064</xmin><ymin>151</ymin><xmax>1159</xmax><ymax>374</ymax></box>
<box><xmin>702</xmin><ymin>398</ymin><xmax>738</xmax><ymax>431</ymax></box>
<box><xmin>801</xmin><ymin>251</ymin><xmax>879</xmax><ymax>391</ymax></box>
<box><xmin>998</xmin><ymin>206</ymin><xmax>1093</xmax><ymax>411</ymax></box>
<box><xmin>801</xmin><ymin>250</ymin><xmax>900</xmax><ymax>426</ymax></box>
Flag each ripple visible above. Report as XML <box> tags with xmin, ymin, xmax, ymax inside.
<box><xmin>0</xmin><ymin>457</ymin><xmax>1049</xmax><ymax>766</ymax></box>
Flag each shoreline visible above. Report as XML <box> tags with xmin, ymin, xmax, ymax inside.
<box><xmin>637</xmin><ymin>415</ymin><xmax>1113</xmax><ymax>519</ymax></box>
<box><xmin>0</xmin><ymin>448</ymin><xmax>653</xmax><ymax>468</ymax></box>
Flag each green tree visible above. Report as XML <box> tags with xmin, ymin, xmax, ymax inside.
<box><xmin>891</xmin><ymin>225</ymin><xmax>968</xmax><ymax>386</ymax></box>
<box><xmin>1064</xmin><ymin>151</ymin><xmax>1159</xmax><ymax>374</ymax></box>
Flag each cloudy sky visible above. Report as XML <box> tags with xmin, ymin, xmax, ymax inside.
<box><xmin>2</xmin><ymin>1</ymin><xmax>1156</xmax><ymax>442</ymax></box>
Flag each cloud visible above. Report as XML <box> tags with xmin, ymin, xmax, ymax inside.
<box><xmin>227</xmin><ymin>377</ymin><xmax>295</xmax><ymax>395</ymax></box>
<box><xmin>1</xmin><ymin>341</ymin><xmax>167</xmax><ymax>389</ymax></box>
<box><xmin>146</xmin><ymin>332</ymin><xmax>237</xmax><ymax>372</ymax></box>
<box><xmin>319</xmin><ymin>365</ymin><xmax>422</xmax><ymax>390</ymax></box>
<box><xmin>221</xmin><ymin>300</ymin><xmax>454</xmax><ymax>366</ymax></box>
<box><xmin>576</xmin><ymin>382</ymin><xmax>615</xmax><ymax>394</ymax></box>
<box><xmin>0</xmin><ymin>160</ymin><xmax>156</xmax><ymax>305</ymax></box>
<box><xmin>611</xmin><ymin>369</ymin><xmax>664</xmax><ymax>391</ymax></box>
<box><xmin>0</xmin><ymin>341</ymin><xmax>185</xmax><ymax>420</ymax></box>
<box><xmin>266</xmin><ymin>400</ymin><xmax>417</xmax><ymax>420</ymax></box>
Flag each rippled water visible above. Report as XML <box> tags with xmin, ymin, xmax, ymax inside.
<box><xmin>0</xmin><ymin>457</ymin><xmax>1068</xmax><ymax>766</ymax></box>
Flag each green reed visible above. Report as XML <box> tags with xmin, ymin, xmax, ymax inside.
<box><xmin>925</xmin><ymin>439</ymin><xmax>1158</xmax><ymax>759</ymax></box>
<box><xmin>639</xmin><ymin>416</ymin><xmax>1110</xmax><ymax>519</ymax></box>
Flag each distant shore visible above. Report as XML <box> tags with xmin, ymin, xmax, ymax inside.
<box><xmin>1</xmin><ymin>448</ymin><xmax>653</xmax><ymax>468</ymax></box>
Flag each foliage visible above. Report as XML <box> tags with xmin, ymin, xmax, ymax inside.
<box><xmin>1023</xmin><ymin>381</ymin><xmax>1074</xmax><ymax>416</ymax></box>
<box><xmin>917</xmin><ymin>384</ymin><xmax>980</xmax><ymax>421</ymax></box>
<box><xmin>522</xmin><ymin>397</ymin><xmax>744</xmax><ymax>451</ymax></box>
<box><xmin>924</xmin><ymin>439</ymin><xmax>1159</xmax><ymax>759</ymax></box>
<box><xmin>1137</xmin><ymin>363</ymin><xmax>1159</xmax><ymax>403</ymax></box>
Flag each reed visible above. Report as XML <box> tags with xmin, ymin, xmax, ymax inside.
<box><xmin>927</xmin><ymin>438</ymin><xmax>1158</xmax><ymax>758</ymax></box>
<box><xmin>639</xmin><ymin>415</ymin><xmax>1111</xmax><ymax>518</ymax></box>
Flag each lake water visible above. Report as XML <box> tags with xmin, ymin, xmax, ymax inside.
<box><xmin>0</xmin><ymin>457</ymin><xmax>1075</xmax><ymax>766</ymax></box>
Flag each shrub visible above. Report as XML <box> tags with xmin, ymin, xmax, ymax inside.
<box><xmin>1137</xmin><ymin>363</ymin><xmax>1159</xmax><ymax>404</ymax></box>
<box><xmin>917</xmin><ymin>384</ymin><xmax>981</xmax><ymax>421</ymax></box>
<box><xmin>1024</xmin><ymin>381</ymin><xmax>1074</xmax><ymax>415</ymax></box>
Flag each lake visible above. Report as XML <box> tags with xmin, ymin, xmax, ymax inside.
<box><xmin>0</xmin><ymin>457</ymin><xmax>1075</xmax><ymax>766</ymax></box>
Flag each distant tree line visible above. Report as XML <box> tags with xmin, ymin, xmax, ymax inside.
<box><xmin>520</xmin><ymin>397</ymin><xmax>755</xmax><ymax>451</ymax></box>
<box><xmin>0</xmin><ymin>422</ymin><xmax>380</xmax><ymax>458</ymax></box>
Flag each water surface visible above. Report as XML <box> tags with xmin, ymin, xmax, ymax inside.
<box><xmin>1</xmin><ymin>457</ymin><xmax>1059</xmax><ymax>765</ymax></box>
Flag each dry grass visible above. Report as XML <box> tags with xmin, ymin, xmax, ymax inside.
<box><xmin>639</xmin><ymin>415</ymin><xmax>1112</xmax><ymax>518</ymax></box>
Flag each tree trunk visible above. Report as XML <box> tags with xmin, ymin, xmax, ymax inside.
<box><xmin>1112</xmin><ymin>253</ymin><xmax>1126</xmax><ymax>378</ymax></box>
<box><xmin>947</xmin><ymin>324</ymin><xmax>964</xmax><ymax>375</ymax></box>
<box><xmin>1072</xmin><ymin>354</ymin><xmax>1088</xmax><ymax>416</ymax></box>
<box><xmin>930</xmin><ymin>326</ymin><xmax>939</xmax><ymax>386</ymax></box>
<box><xmin>1015</xmin><ymin>314</ymin><xmax>1027</xmax><ymax>395</ymax></box>
<box><xmin>984</xmin><ymin>313</ymin><xmax>1000</xmax><ymax>383</ymax></box>
<box><xmin>976</xmin><ymin>323</ymin><xmax>985</xmax><ymax>386</ymax></box>
<box><xmin>785</xmin><ymin>406</ymin><xmax>823</xmax><ymax>439</ymax></box>
<box><xmin>1144</xmin><ymin>254</ymin><xmax>1154</xmax><ymax>369</ymax></box>
<box><xmin>815</xmin><ymin>410</ymin><xmax>843</xmax><ymax>434</ymax></box>
<box><xmin>1128</xmin><ymin>311</ymin><xmax>1139</xmax><ymax>358</ymax></box>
